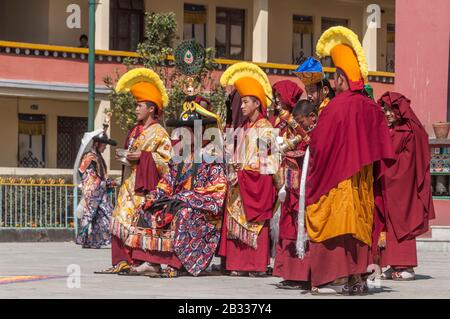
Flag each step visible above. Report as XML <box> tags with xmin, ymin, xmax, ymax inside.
<box><xmin>417</xmin><ymin>238</ymin><xmax>450</xmax><ymax>252</ymax></box>
<box><xmin>431</xmin><ymin>226</ymin><xmax>450</xmax><ymax>240</ymax></box>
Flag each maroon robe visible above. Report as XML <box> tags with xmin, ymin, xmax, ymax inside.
<box><xmin>273</xmin><ymin>191</ymin><xmax>311</xmax><ymax>281</ymax></box>
<box><xmin>309</xmin><ymin>235</ymin><xmax>371</xmax><ymax>287</ymax></box>
<box><xmin>306</xmin><ymin>90</ymin><xmax>395</xmax><ymax>207</ymax></box>
<box><xmin>305</xmin><ymin>89</ymin><xmax>395</xmax><ymax>286</ymax></box>
<box><xmin>218</xmin><ymin>117</ymin><xmax>276</xmax><ymax>272</ymax></box>
<box><xmin>218</xmin><ymin>171</ymin><xmax>275</xmax><ymax>272</ymax></box>
<box><xmin>269</xmin><ymin>80</ymin><xmax>303</xmax><ymax>135</ymax></box>
<box><xmin>376</xmin><ymin>92</ymin><xmax>435</xmax><ymax>268</ymax></box>
<box><xmin>274</xmin><ymin>141</ymin><xmax>311</xmax><ymax>282</ymax></box>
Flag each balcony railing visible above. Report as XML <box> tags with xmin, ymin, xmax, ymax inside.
<box><xmin>0</xmin><ymin>177</ymin><xmax>118</xmax><ymax>234</ymax></box>
<box><xmin>0</xmin><ymin>40</ymin><xmax>395</xmax><ymax>83</ymax></box>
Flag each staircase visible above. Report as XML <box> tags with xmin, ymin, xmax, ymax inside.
<box><xmin>417</xmin><ymin>226</ymin><xmax>450</xmax><ymax>252</ymax></box>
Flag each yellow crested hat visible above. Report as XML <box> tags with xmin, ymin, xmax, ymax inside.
<box><xmin>115</xmin><ymin>68</ymin><xmax>169</xmax><ymax>113</ymax></box>
<box><xmin>316</xmin><ymin>26</ymin><xmax>368</xmax><ymax>91</ymax></box>
<box><xmin>220</xmin><ymin>62</ymin><xmax>272</xmax><ymax>110</ymax></box>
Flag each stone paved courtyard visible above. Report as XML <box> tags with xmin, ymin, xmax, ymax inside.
<box><xmin>0</xmin><ymin>242</ymin><xmax>449</xmax><ymax>299</ymax></box>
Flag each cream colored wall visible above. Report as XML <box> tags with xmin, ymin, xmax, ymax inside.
<box><xmin>15</xmin><ymin>98</ymin><xmax>89</xmax><ymax>169</ymax></box>
<box><xmin>0</xmin><ymin>0</ymin><xmax>88</xmax><ymax>47</ymax></box>
<box><xmin>96</xmin><ymin>0</ymin><xmax>110</xmax><ymax>50</ymax></box>
<box><xmin>0</xmin><ymin>0</ymin><xmax>49</xmax><ymax>43</ymax></box>
<box><xmin>109</xmin><ymin>117</ymin><xmax>128</xmax><ymax>171</ymax></box>
<box><xmin>48</xmin><ymin>0</ymin><xmax>89</xmax><ymax>47</ymax></box>
<box><xmin>0</xmin><ymin>95</ymin><xmax>126</xmax><ymax>171</ymax></box>
<box><xmin>145</xmin><ymin>0</ymin><xmax>254</xmax><ymax>61</ymax></box>
<box><xmin>377</xmin><ymin>6</ymin><xmax>395</xmax><ymax>71</ymax></box>
<box><xmin>0</xmin><ymin>97</ymin><xmax>19</xmax><ymax>167</ymax></box>
<box><xmin>268</xmin><ymin>0</ymin><xmax>365</xmax><ymax>64</ymax></box>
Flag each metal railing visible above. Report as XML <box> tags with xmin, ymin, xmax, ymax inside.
<box><xmin>0</xmin><ymin>177</ymin><xmax>118</xmax><ymax>234</ymax></box>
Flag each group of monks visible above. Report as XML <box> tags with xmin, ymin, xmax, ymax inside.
<box><xmin>93</xmin><ymin>26</ymin><xmax>435</xmax><ymax>296</ymax></box>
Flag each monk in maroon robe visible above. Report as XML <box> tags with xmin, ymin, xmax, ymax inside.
<box><xmin>305</xmin><ymin>73</ymin><xmax>395</xmax><ymax>294</ymax></box>
<box><xmin>375</xmin><ymin>92</ymin><xmax>435</xmax><ymax>281</ymax></box>
<box><xmin>273</xmin><ymin>100</ymin><xmax>317</xmax><ymax>290</ymax></box>
<box><xmin>303</xmin><ymin>26</ymin><xmax>396</xmax><ymax>295</ymax></box>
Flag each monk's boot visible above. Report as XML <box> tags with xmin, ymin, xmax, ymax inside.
<box><xmin>343</xmin><ymin>275</ymin><xmax>369</xmax><ymax>296</ymax></box>
<box><xmin>94</xmin><ymin>260</ymin><xmax>130</xmax><ymax>275</ymax></box>
<box><xmin>276</xmin><ymin>280</ymin><xmax>310</xmax><ymax>290</ymax></box>
<box><xmin>311</xmin><ymin>277</ymin><xmax>348</xmax><ymax>295</ymax></box>
<box><xmin>381</xmin><ymin>267</ymin><xmax>395</xmax><ymax>280</ymax></box>
<box><xmin>120</xmin><ymin>262</ymin><xmax>162</xmax><ymax>277</ymax></box>
<box><xmin>392</xmin><ymin>267</ymin><xmax>415</xmax><ymax>281</ymax></box>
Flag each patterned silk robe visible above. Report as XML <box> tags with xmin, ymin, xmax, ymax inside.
<box><xmin>130</xmin><ymin>157</ymin><xmax>227</xmax><ymax>276</ymax></box>
<box><xmin>110</xmin><ymin>123</ymin><xmax>172</xmax><ymax>244</ymax></box>
<box><xmin>226</xmin><ymin>116</ymin><xmax>279</xmax><ymax>248</ymax></box>
<box><xmin>76</xmin><ymin>150</ymin><xmax>113</xmax><ymax>248</ymax></box>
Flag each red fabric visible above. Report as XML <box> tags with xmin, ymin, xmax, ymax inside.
<box><xmin>223</xmin><ymin>222</ymin><xmax>271</xmax><ymax>272</ymax></box>
<box><xmin>379</xmin><ymin>216</ymin><xmax>418</xmax><ymax>268</ymax></box>
<box><xmin>237</xmin><ymin>170</ymin><xmax>276</xmax><ymax>222</ymax></box>
<box><xmin>132</xmin><ymin>248</ymin><xmax>182</xmax><ymax>270</ymax></box>
<box><xmin>268</xmin><ymin>115</ymin><xmax>289</xmax><ymax>137</ymax></box>
<box><xmin>194</xmin><ymin>95</ymin><xmax>212</xmax><ymax>110</ymax></box>
<box><xmin>272</xmin><ymin>80</ymin><xmax>303</xmax><ymax>109</ymax></box>
<box><xmin>111</xmin><ymin>235</ymin><xmax>133</xmax><ymax>266</ymax></box>
<box><xmin>309</xmin><ymin>235</ymin><xmax>371</xmax><ymax>287</ymax></box>
<box><xmin>135</xmin><ymin>151</ymin><xmax>160</xmax><ymax>195</ymax></box>
<box><xmin>279</xmin><ymin>190</ymin><xmax>299</xmax><ymax>240</ymax></box>
<box><xmin>120</xmin><ymin>124</ymin><xmax>144</xmax><ymax>181</ymax></box>
<box><xmin>273</xmin><ymin>239</ymin><xmax>310</xmax><ymax>281</ymax></box>
<box><xmin>377</xmin><ymin>92</ymin><xmax>435</xmax><ymax>241</ymax></box>
<box><xmin>372</xmin><ymin>162</ymin><xmax>387</xmax><ymax>255</ymax></box>
<box><xmin>124</xmin><ymin>124</ymin><xmax>143</xmax><ymax>149</ymax></box>
<box><xmin>306</xmin><ymin>90</ymin><xmax>395</xmax><ymax>206</ymax></box>
<box><xmin>229</xmin><ymin>89</ymin><xmax>247</xmax><ymax>129</ymax></box>
<box><xmin>217</xmin><ymin>203</ymin><xmax>229</xmax><ymax>257</ymax></box>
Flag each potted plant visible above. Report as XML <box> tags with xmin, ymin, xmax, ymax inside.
<box><xmin>432</xmin><ymin>121</ymin><xmax>450</xmax><ymax>139</ymax></box>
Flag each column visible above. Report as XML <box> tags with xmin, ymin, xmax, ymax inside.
<box><xmin>95</xmin><ymin>0</ymin><xmax>110</xmax><ymax>50</ymax></box>
<box><xmin>252</xmin><ymin>0</ymin><xmax>269</xmax><ymax>63</ymax></box>
<box><xmin>362</xmin><ymin>1</ymin><xmax>380</xmax><ymax>72</ymax></box>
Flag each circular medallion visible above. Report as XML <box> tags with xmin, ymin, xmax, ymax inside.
<box><xmin>174</xmin><ymin>40</ymin><xmax>205</xmax><ymax>75</ymax></box>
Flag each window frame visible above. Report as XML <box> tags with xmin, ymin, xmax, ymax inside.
<box><xmin>215</xmin><ymin>7</ymin><xmax>245</xmax><ymax>60</ymax></box>
<box><xmin>110</xmin><ymin>0</ymin><xmax>145</xmax><ymax>51</ymax></box>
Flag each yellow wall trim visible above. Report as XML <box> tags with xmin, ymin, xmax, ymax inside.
<box><xmin>0</xmin><ymin>40</ymin><xmax>395</xmax><ymax>78</ymax></box>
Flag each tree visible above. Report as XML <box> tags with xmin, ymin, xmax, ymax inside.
<box><xmin>104</xmin><ymin>12</ymin><xmax>227</xmax><ymax>132</ymax></box>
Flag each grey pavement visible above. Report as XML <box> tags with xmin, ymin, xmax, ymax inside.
<box><xmin>0</xmin><ymin>242</ymin><xmax>449</xmax><ymax>299</ymax></box>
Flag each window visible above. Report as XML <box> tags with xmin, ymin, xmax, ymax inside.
<box><xmin>321</xmin><ymin>17</ymin><xmax>349</xmax><ymax>67</ymax></box>
<box><xmin>216</xmin><ymin>7</ymin><xmax>245</xmax><ymax>59</ymax></box>
<box><xmin>386</xmin><ymin>23</ymin><xmax>395</xmax><ymax>72</ymax></box>
<box><xmin>57</xmin><ymin>117</ymin><xmax>88</xmax><ymax>169</ymax></box>
<box><xmin>110</xmin><ymin>0</ymin><xmax>144</xmax><ymax>51</ymax></box>
<box><xmin>184</xmin><ymin>4</ymin><xmax>207</xmax><ymax>46</ymax></box>
<box><xmin>292</xmin><ymin>15</ymin><xmax>314</xmax><ymax>64</ymax></box>
<box><xmin>18</xmin><ymin>114</ymin><xmax>46</xmax><ymax>168</ymax></box>
<box><xmin>321</xmin><ymin>17</ymin><xmax>348</xmax><ymax>33</ymax></box>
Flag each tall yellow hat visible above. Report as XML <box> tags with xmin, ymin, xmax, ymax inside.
<box><xmin>316</xmin><ymin>26</ymin><xmax>368</xmax><ymax>91</ymax></box>
<box><xmin>115</xmin><ymin>68</ymin><xmax>169</xmax><ymax>113</ymax></box>
<box><xmin>220</xmin><ymin>62</ymin><xmax>272</xmax><ymax>110</ymax></box>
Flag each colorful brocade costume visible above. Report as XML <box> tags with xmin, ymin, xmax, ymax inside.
<box><xmin>226</xmin><ymin>116</ymin><xmax>279</xmax><ymax>248</ymax></box>
<box><xmin>130</xmin><ymin>157</ymin><xmax>227</xmax><ymax>276</ymax></box>
<box><xmin>218</xmin><ymin>62</ymin><xmax>278</xmax><ymax>273</ymax></box>
<box><xmin>76</xmin><ymin>150</ymin><xmax>114</xmax><ymax>248</ymax></box>
<box><xmin>110</xmin><ymin>123</ymin><xmax>172</xmax><ymax>244</ymax></box>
